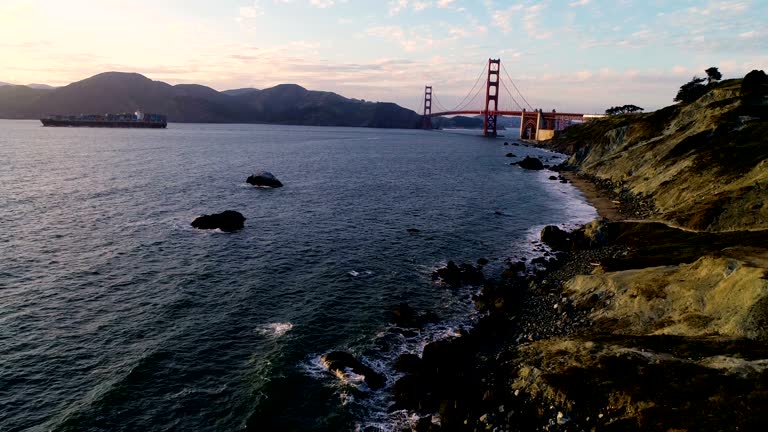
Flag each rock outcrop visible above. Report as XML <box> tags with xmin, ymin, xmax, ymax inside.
<box><xmin>191</xmin><ymin>210</ymin><xmax>245</xmax><ymax>232</ymax></box>
<box><xmin>515</xmin><ymin>156</ymin><xmax>545</xmax><ymax>170</ymax></box>
<box><xmin>247</xmin><ymin>171</ymin><xmax>284</xmax><ymax>188</ymax></box>
<box><xmin>321</xmin><ymin>351</ymin><xmax>386</xmax><ymax>390</ymax></box>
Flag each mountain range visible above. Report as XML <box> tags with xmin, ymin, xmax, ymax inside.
<box><xmin>0</xmin><ymin>72</ymin><xmax>422</xmax><ymax>128</ymax></box>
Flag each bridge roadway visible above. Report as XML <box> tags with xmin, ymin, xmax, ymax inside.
<box><xmin>427</xmin><ymin>110</ymin><xmax>586</xmax><ymax>118</ymax></box>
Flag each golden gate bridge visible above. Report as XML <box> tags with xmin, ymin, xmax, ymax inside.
<box><xmin>420</xmin><ymin>58</ymin><xmax>590</xmax><ymax>139</ymax></box>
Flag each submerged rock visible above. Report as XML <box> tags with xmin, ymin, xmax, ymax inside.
<box><xmin>390</xmin><ymin>303</ymin><xmax>439</xmax><ymax>328</ymax></box>
<box><xmin>191</xmin><ymin>210</ymin><xmax>245</xmax><ymax>232</ymax></box>
<box><xmin>247</xmin><ymin>171</ymin><xmax>283</xmax><ymax>188</ymax></box>
<box><xmin>322</xmin><ymin>351</ymin><xmax>386</xmax><ymax>390</ymax></box>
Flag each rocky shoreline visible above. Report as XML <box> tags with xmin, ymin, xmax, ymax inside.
<box><xmin>387</xmin><ymin>149</ymin><xmax>767</xmax><ymax>430</ymax></box>
<box><xmin>391</xmin><ymin>188</ymin><xmax>768</xmax><ymax>432</ymax></box>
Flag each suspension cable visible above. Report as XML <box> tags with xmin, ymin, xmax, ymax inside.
<box><xmin>501</xmin><ymin>63</ymin><xmax>534</xmax><ymax>111</ymax></box>
<box><xmin>500</xmin><ymin>80</ymin><xmax>523</xmax><ymax>111</ymax></box>
<box><xmin>447</xmin><ymin>62</ymin><xmax>488</xmax><ymax>112</ymax></box>
<box><xmin>454</xmin><ymin>84</ymin><xmax>485</xmax><ymax>112</ymax></box>
<box><xmin>432</xmin><ymin>92</ymin><xmax>450</xmax><ymax>113</ymax></box>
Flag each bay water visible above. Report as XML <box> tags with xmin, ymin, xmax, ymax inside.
<box><xmin>0</xmin><ymin>121</ymin><xmax>595</xmax><ymax>431</ymax></box>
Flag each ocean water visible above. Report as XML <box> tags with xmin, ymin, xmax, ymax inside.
<box><xmin>0</xmin><ymin>121</ymin><xmax>596</xmax><ymax>431</ymax></box>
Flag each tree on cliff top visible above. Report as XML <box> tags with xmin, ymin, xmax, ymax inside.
<box><xmin>674</xmin><ymin>76</ymin><xmax>708</xmax><ymax>103</ymax></box>
<box><xmin>706</xmin><ymin>67</ymin><xmax>723</xmax><ymax>84</ymax></box>
<box><xmin>674</xmin><ymin>67</ymin><xmax>724</xmax><ymax>104</ymax></box>
<box><xmin>605</xmin><ymin>104</ymin><xmax>645</xmax><ymax>115</ymax></box>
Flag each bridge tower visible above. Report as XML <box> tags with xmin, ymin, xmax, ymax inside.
<box><xmin>483</xmin><ymin>59</ymin><xmax>501</xmax><ymax>137</ymax></box>
<box><xmin>422</xmin><ymin>86</ymin><xmax>433</xmax><ymax>129</ymax></box>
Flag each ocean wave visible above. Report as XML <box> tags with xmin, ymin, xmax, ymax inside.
<box><xmin>255</xmin><ymin>322</ymin><xmax>293</xmax><ymax>338</ymax></box>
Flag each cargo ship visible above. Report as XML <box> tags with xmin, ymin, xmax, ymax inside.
<box><xmin>40</xmin><ymin>110</ymin><xmax>167</xmax><ymax>128</ymax></box>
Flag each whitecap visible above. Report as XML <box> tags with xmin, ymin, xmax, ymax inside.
<box><xmin>255</xmin><ymin>322</ymin><xmax>293</xmax><ymax>338</ymax></box>
<box><xmin>348</xmin><ymin>270</ymin><xmax>360</xmax><ymax>277</ymax></box>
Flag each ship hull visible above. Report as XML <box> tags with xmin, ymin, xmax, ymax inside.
<box><xmin>40</xmin><ymin>119</ymin><xmax>167</xmax><ymax>128</ymax></box>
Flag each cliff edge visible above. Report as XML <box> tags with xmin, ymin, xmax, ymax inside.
<box><xmin>548</xmin><ymin>70</ymin><xmax>768</xmax><ymax>232</ymax></box>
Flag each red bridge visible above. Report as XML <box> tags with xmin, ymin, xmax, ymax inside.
<box><xmin>421</xmin><ymin>59</ymin><xmax>592</xmax><ymax>139</ymax></box>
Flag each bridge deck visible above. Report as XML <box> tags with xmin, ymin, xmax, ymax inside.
<box><xmin>428</xmin><ymin>110</ymin><xmax>586</xmax><ymax>117</ymax></box>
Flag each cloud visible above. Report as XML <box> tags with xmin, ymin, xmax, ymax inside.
<box><xmin>239</xmin><ymin>1</ymin><xmax>263</xmax><ymax>18</ymax></box>
<box><xmin>569</xmin><ymin>0</ymin><xmax>590</xmax><ymax>6</ymax></box>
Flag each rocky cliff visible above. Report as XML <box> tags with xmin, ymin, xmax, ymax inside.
<box><xmin>549</xmin><ymin>71</ymin><xmax>768</xmax><ymax>232</ymax></box>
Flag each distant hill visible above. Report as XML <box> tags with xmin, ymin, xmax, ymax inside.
<box><xmin>0</xmin><ymin>81</ymin><xmax>10</xmax><ymax>87</ymax></box>
<box><xmin>0</xmin><ymin>72</ymin><xmax>422</xmax><ymax>128</ymax></box>
<box><xmin>222</xmin><ymin>88</ymin><xmax>259</xmax><ymax>96</ymax></box>
<box><xmin>432</xmin><ymin>114</ymin><xmax>522</xmax><ymax>130</ymax></box>
<box><xmin>27</xmin><ymin>83</ymin><xmax>57</xmax><ymax>90</ymax></box>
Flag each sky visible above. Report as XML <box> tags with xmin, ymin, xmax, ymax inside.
<box><xmin>1</xmin><ymin>0</ymin><xmax>766</xmax><ymax>113</ymax></box>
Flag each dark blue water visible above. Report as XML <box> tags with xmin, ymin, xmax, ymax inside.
<box><xmin>0</xmin><ymin>121</ymin><xmax>595</xmax><ymax>431</ymax></box>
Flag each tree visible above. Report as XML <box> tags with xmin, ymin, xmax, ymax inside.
<box><xmin>705</xmin><ymin>67</ymin><xmax>723</xmax><ymax>84</ymax></box>
<box><xmin>674</xmin><ymin>76</ymin><xmax>708</xmax><ymax>103</ymax></box>
<box><xmin>605</xmin><ymin>104</ymin><xmax>645</xmax><ymax>115</ymax></box>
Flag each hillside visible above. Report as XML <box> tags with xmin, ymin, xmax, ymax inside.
<box><xmin>548</xmin><ymin>70</ymin><xmax>768</xmax><ymax>232</ymax></box>
<box><xmin>0</xmin><ymin>72</ymin><xmax>422</xmax><ymax>128</ymax></box>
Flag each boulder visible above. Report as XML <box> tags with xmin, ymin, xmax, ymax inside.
<box><xmin>191</xmin><ymin>210</ymin><xmax>245</xmax><ymax>232</ymax></box>
<box><xmin>391</xmin><ymin>303</ymin><xmax>418</xmax><ymax>327</ymax></box>
<box><xmin>549</xmin><ymin>175</ymin><xmax>558</xmax><ymax>180</ymax></box>
<box><xmin>516</xmin><ymin>156</ymin><xmax>545</xmax><ymax>170</ymax></box>
<box><xmin>322</xmin><ymin>351</ymin><xmax>386</xmax><ymax>390</ymax></box>
<box><xmin>246</xmin><ymin>171</ymin><xmax>283</xmax><ymax>188</ymax></box>
<box><xmin>505</xmin><ymin>153</ymin><xmax>516</xmax><ymax>157</ymax></box>
<box><xmin>432</xmin><ymin>261</ymin><xmax>485</xmax><ymax>287</ymax></box>
<box><xmin>394</xmin><ymin>353</ymin><xmax>423</xmax><ymax>374</ymax></box>
<box><xmin>540</xmin><ymin>225</ymin><xmax>572</xmax><ymax>251</ymax></box>
<box><xmin>390</xmin><ymin>303</ymin><xmax>438</xmax><ymax>328</ymax></box>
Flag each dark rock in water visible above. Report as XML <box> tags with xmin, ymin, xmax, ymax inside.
<box><xmin>501</xmin><ymin>260</ymin><xmax>526</xmax><ymax>278</ymax></box>
<box><xmin>393</xmin><ymin>374</ymin><xmax>428</xmax><ymax>410</ymax></box>
<box><xmin>322</xmin><ymin>351</ymin><xmax>386</xmax><ymax>390</ymax></box>
<box><xmin>246</xmin><ymin>171</ymin><xmax>283</xmax><ymax>188</ymax></box>
<box><xmin>432</xmin><ymin>261</ymin><xmax>485</xmax><ymax>287</ymax></box>
<box><xmin>389</xmin><ymin>303</ymin><xmax>438</xmax><ymax>328</ymax></box>
<box><xmin>494</xmin><ymin>210</ymin><xmax>504</xmax><ymax>216</ymax></box>
<box><xmin>477</xmin><ymin>257</ymin><xmax>489</xmax><ymax>266</ymax></box>
<box><xmin>512</xmin><ymin>142</ymin><xmax>521</xmax><ymax>146</ymax></box>
<box><xmin>516</xmin><ymin>156</ymin><xmax>545</xmax><ymax>170</ymax></box>
<box><xmin>394</xmin><ymin>353</ymin><xmax>423</xmax><ymax>374</ymax></box>
<box><xmin>503</xmin><ymin>142</ymin><xmax>510</xmax><ymax>145</ymax></box>
<box><xmin>560</xmin><ymin>179</ymin><xmax>569</xmax><ymax>183</ymax></box>
<box><xmin>191</xmin><ymin>210</ymin><xmax>245</xmax><ymax>232</ymax></box>
<box><xmin>541</xmin><ymin>225</ymin><xmax>572</xmax><ymax>251</ymax></box>
<box><xmin>391</xmin><ymin>303</ymin><xmax>418</xmax><ymax>327</ymax></box>
<box><xmin>407</xmin><ymin>228</ymin><xmax>421</xmax><ymax>234</ymax></box>
<box><xmin>549</xmin><ymin>175</ymin><xmax>558</xmax><ymax>180</ymax></box>
<box><xmin>505</xmin><ymin>153</ymin><xmax>516</xmax><ymax>157</ymax></box>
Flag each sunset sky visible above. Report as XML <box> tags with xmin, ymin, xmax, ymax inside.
<box><xmin>1</xmin><ymin>0</ymin><xmax>766</xmax><ymax>113</ymax></box>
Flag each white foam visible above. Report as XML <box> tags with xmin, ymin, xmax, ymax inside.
<box><xmin>255</xmin><ymin>322</ymin><xmax>293</xmax><ymax>338</ymax></box>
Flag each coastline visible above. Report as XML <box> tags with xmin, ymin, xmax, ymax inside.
<box><xmin>389</xmin><ymin>151</ymin><xmax>768</xmax><ymax>431</ymax></box>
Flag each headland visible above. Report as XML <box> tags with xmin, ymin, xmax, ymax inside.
<box><xmin>391</xmin><ymin>70</ymin><xmax>768</xmax><ymax>431</ymax></box>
